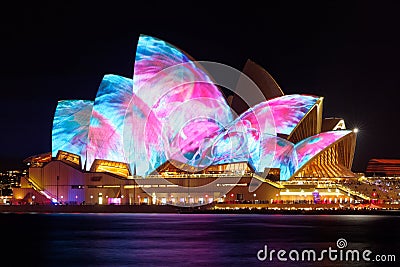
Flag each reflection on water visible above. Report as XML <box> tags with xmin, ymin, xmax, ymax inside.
<box><xmin>1</xmin><ymin>213</ymin><xmax>399</xmax><ymax>266</ymax></box>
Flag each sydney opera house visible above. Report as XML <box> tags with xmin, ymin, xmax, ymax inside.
<box><xmin>12</xmin><ymin>34</ymin><xmax>362</xmax><ymax>207</ymax></box>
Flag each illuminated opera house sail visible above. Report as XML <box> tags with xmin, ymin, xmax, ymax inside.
<box><xmin>18</xmin><ymin>34</ymin><xmax>358</xmax><ymax>206</ymax></box>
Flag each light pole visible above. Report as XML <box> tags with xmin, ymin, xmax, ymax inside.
<box><xmin>133</xmin><ymin>180</ymin><xmax>136</xmax><ymax>205</ymax></box>
<box><xmin>57</xmin><ymin>161</ymin><xmax>60</xmax><ymax>204</ymax></box>
<box><xmin>56</xmin><ymin>175</ymin><xmax>59</xmax><ymax>204</ymax></box>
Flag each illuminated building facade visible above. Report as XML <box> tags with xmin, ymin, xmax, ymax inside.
<box><xmin>14</xmin><ymin>34</ymin><xmax>358</xmax><ymax>206</ymax></box>
<box><xmin>365</xmin><ymin>159</ymin><xmax>400</xmax><ymax>177</ymax></box>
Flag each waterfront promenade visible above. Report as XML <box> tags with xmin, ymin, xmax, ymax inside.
<box><xmin>1</xmin><ymin>202</ymin><xmax>400</xmax><ymax>214</ymax></box>
<box><xmin>0</xmin><ymin>204</ymin><xmax>179</xmax><ymax>213</ymax></box>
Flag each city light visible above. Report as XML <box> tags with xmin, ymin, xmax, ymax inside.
<box><xmin>8</xmin><ymin>33</ymin><xmax>400</xmax><ymax>211</ymax></box>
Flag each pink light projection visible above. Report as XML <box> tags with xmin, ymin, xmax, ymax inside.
<box><xmin>295</xmin><ymin>130</ymin><xmax>353</xmax><ymax>170</ymax></box>
<box><xmin>51</xmin><ymin>34</ymin><xmax>356</xmax><ymax>182</ymax></box>
<box><xmin>126</xmin><ymin>34</ymin><xmax>234</xmax><ymax>175</ymax></box>
<box><xmin>268</xmin><ymin>94</ymin><xmax>320</xmax><ymax>135</ymax></box>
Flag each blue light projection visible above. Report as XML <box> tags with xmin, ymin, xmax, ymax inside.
<box><xmin>52</xmin><ymin>99</ymin><xmax>93</xmax><ymax>168</ymax></box>
<box><xmin>86</xmin><ymin>74</ymin><xmax>133</xmax><ymax>170</ymax></box>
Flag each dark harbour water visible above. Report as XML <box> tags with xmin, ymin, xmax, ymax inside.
<box><xmin>1</xmin><ymin>213</ymin><xmax>399</xmax><ymax>267</ymax></box>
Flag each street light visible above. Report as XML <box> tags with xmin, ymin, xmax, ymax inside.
<box><xmin>353</xmin><ymin>128</ymin><xmax>359</xmax><ymax>133</ymax></box>
<box><xmin>56</xmin><ymin>175</ymin><xmax>59</xmax><ymax>203</ymax></box>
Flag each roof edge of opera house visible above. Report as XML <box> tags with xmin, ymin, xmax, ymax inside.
<box><xmin>27</xmin><ymin>34</ymin><xmax>357</xmax><ymax>182</ymax></box>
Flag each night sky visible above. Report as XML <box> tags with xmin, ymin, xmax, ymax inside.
<box><xmin>1</xmin><ymin>1</ymin><xmax>399</xmax><ymax>172</ymax></box>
